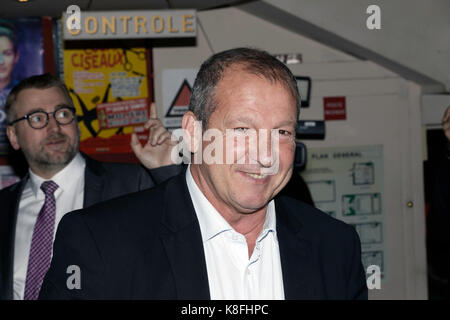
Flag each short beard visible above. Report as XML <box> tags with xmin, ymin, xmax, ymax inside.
<box><xmin>23</xmin><ymin>132</ymin><xmax>80</xmax><ymax>175</ymax></box>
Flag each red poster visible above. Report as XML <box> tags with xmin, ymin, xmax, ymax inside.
<box><xmin>97</xmin><ymin>98</ymin><xmax>149</xmax><ymax>129</ymax></box>
<box><xmin>324</xmin><ymin>96</ymin><xmax>346</xmax><ymax>121</ymax></box>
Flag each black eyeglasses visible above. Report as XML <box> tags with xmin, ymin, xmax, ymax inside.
<box><xmin>9</xmin><ymin>106</ymin><xmax>77</xmax><ymax>129</ymax></box>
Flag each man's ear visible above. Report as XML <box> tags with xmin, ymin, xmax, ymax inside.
<box><xmin>6</xmin><ymin>125</ymin><xmax>20</xmax><ymax>151</ymax></box>
<box><xmin>181</xmin><ymin>111</ymin><xmax>202</xmax><ymax>154</ymax></box>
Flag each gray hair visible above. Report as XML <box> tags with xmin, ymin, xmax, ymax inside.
<box><xmin>5</xmin><ymin>73</ymin><xmax>73</xmax><ymax>123</ymax></box>
<box><xmin>189</xmin><ymin>47</ymin><xmax>300</xmax><ymax>128</ymax></box>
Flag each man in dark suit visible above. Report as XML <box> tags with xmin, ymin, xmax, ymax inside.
<box><xmin>0</xmin><ymin>74</ymin><xmax>180</xmax><ymax>300</ymax></box>
<box><xmin>40</xmin><ymin>48</ymin><xmax>367</xmax><ymax>300</ymax></box>
<box><xmin>425</xmin><ymin>106</ymin><xmax>450</xmax><ymax>299</ymax></box>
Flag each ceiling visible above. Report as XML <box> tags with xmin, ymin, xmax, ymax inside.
<box><xmin>0</xmin><ymin>0</ymin><xmax>258</xmax><ymax>18</ymax></box>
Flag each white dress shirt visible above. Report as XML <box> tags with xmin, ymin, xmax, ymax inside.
<box><xmin>186</xmin><ymin>166</ymin><xmax>285</xmax><ymax>300</ymax></box>
<box><xmin>13</xmin><ymin>153</ymin><xmax>86</xmax><ymax>300</ymax></box>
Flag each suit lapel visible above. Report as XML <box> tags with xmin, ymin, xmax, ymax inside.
<box><xmin>0</xmin><ymin>178</ymin><xmax>28</xmax><ymax>300</ymax></box>
<box><xmin>276</xmin><ymin>197</ymin><xmax>318</xmax><ymax>299</ymax></box>
<box><xmin>159</xmin><ymin>172</ymin><xmax>210</xmax><ymax>299</ymax></box>
<box><xmin>82</xmin><ymin>155</ymin><xmax>105</xmax><ymax>208</ymax></box>
<box><xmin>159</xmin><ymin>176</ymin><xmax>319</xmax><ymax>300</ymax></box>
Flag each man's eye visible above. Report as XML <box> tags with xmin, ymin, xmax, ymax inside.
<box><xmin>29</xmin><ymin>114</ymin><xmax>45</xmax><ymax>123</ymax></box>
<box><xmin>279</xmin><ymin>129</ymin><xmax>292</xmax><ymax>136</ymax></box>
<box><xmin>57</xmin><ymin>110</ymin><xmax>69</xmax><ymax>119</ymax></box>
<box><xmin>234</xmin><ymin>127</ymin><xmax>249</xmax><ymax>133</ymax></box>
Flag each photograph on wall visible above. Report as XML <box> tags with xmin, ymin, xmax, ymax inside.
<box><xmin>0</xmin><ymin>18</ymin><xmax>44</xmax><ymax>154</ymax></box>
<box><xmin>63</xmin><ymin>47</ymin><xmax>151</xmax><ymax>161</ymax></box>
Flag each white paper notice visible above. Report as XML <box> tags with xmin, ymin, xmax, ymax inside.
<box><xmin>162</xmin><ymin>68</ymin><xmax>198</xmax><ymax>130</ymax></box>
<box><xmin>301</xmin><ymin>145</ymin><xmax>386</xmax><ymax>277</ymax></box>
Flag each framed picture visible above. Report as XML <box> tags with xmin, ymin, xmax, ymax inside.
<box><xmin>295</xmin><ymin>76</ymin><xmax>311</xmax><ymax>107</ymax></box>
<box><xmin>0</xmin><ymin>18</ymin><xmax>44</xmax><ymax>154</ymax></box>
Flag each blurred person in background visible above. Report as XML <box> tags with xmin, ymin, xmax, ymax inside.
<box><xmin>425</xmin><ymin>106</ymin><xmax>450</xmax><ymax>300</ymax></box>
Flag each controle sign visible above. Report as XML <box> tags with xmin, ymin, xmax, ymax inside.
<box><xmin>63</xmin><ymin>9</ymin><xmax>197</xmax><ymax>40</ymax></box>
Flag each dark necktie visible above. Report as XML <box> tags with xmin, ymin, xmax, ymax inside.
<box><xmin>23</xmin><ymin>180</ymin><xmax>59</xmax><ymax>300</ymax></box>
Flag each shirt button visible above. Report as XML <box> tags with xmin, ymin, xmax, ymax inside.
<box><xmin>247</xmin><ymin>269</ymin><xmax>251</xmax><ymax>275</ymax></box>
<box><xmin>232</xmin><ymin>234</ymin><xmax>238</xmax><ymax>241</ymax></box>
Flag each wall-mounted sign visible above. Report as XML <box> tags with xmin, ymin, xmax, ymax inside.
<box><xmin>301</xmin><ymin>145</ymin><xmax>386</xmax><ymax>277</ymax></box>
<box><xmin>295</xmin><ymin>76</ymin><xmax>311</xmax><ymax>108</ymax></box>
<box><xmin>275</xmin><ymin>53</ymin><xmax>302</xmax><ymax>65</ymax></box>
<box><xmin>97</xmin><ymin>98</ymin><xmax>149</xmax><ymax>129</ymax></box>
<box><xmin>296</xmin><ymin>120</ymin><xmax>325</xmax><ymax>140</ymax></box>
<box><xmin>324</xmin><ymin>96</ymin><xmax>346</xmax><ymax>121</ymax></box>
<box><xmin>63</xmin><ymin>10</ymin><xmax>197</xmax><ymax>40</ymax></box>
<box><xmin>64</xmin><ymin>47</ymin><xmax>150</xmax><ymax>158</ymax></box>
<box><xmin>162</xmin><ymin>68</ymin><xmax>198</xmax><ymax>130</ymax></box>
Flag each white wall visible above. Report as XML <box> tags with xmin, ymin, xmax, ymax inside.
<box><xmin>421</xmin><ymin>95</ymin><xmax>450</xmax><ymax>127</ymax></box>
<box><xmin>153</xmin><ymin>6</ymin><xmax>427</xmax><ymax>299</ymax></box>
<box><xmin>252</xmin><ymin>0</ymin><xmax>450</xmax><ymax>93</ymax></box>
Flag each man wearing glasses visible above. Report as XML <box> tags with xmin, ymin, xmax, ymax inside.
<box><xmin>0</xmin><ymin>73</ymin><xmax>180</xmax><ymax>300</ymax></box>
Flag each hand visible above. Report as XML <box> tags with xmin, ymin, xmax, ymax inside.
<box><xmin>131</xmin><ymin>102</ymin><xmax>179</xmax><ymax>169</ymax></box>
<box><xmin>443</xmin><ymin>106</ymin><xmax>450</xmax><ymax>143</ymax></box>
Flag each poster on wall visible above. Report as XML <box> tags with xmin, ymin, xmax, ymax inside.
<box><xmin>301</xmin><ymin>145</ymin><xmax>386</xmax><ymax>277</ymax></box>
<box><xmin>63</xmin><ymin>48</ymin><xmax>150</xmax><ymax>161</ymax></box>
<box><xmin>0</xmin><ymin>18</ymin><xmax>44</xmax><ymax>154</ymax></box>
<box><xmin>162</xmin><ymin>68</ymin><xmax>197</xmax><ymax>130</ymax></box>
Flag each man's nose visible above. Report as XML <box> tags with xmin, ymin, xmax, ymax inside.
<box><xmin>257</xmin><ymin>130</ymin><xmax>278</xmax><ymax>168</ymax></box>
<box><xmin>46</xmin><ymin>114</ymin><xmax>62</xmax><ymax>132</ymax></box>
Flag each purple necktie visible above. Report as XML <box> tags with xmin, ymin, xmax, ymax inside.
<box><xmin>23</xmin><ymin>180</ymin><xmax>59</xmax><ymax>300</ymax></box>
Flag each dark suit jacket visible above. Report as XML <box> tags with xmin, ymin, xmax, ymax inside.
<box><xmin>39</xmin><ymin>170</ymin><xmax>368</xmax><ymax>300</ymax></box>
<box><xmin>0</xmin><ymin>154</ymin><xmax>182</xmax><ymax>300</ymax></box>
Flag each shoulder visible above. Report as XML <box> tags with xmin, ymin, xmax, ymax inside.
<box><xmin>276</xmin><ymin>195</ymin><xmax>357</xmax><ymax>241</ymax></box>
<box><xmin>276</xmin><ymin>195</ymin><xmax>364</xmax><ymax>286</ymax></box>
<box><xmin>81</xmin><ymin>181</ymin><xmax>165</xmax><ymax>220</ymax></box>
<box><xmin>66</xmin><ymin>177</ymin><xmax>170</xmax><ymax>236</ymax></box>
<box><xmin>0</xmin><ymin>179</ymin><xmax>25</xmax><ymax>198</ymax></box>
<box><xmin>83</xmin><ymin>155</ymin><xmax>153</xmax><ymax>193</ymax></box>
<box><xmin>0</xmin><ymin>180</ymin><xmax>26</xmax><ymax>225</ymax></box>
<box><xmin>85</xmin><ymin>156</ymin><xmax>147</xmax><ymax>176</ymax></box>
<box><xmin>55</xmin><ymin>186</ymin><xmax>165</xmax><ymax>267</ymax></box>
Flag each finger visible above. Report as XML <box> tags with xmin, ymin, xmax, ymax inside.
<box><xmin>147</xmin><ymin>123</ymin><xmax>163</xmax><ymax>142</ymax></box>
<box><xmin>157</xmin><ymin>131</ymin><xmax>172</xmax><ymax>145</ymax></box>
<box><xmin>150</xmin><ymin>126</ymin><xmax>168</xmax><ymax>145</ymax></box>
<box><xmin>444</xmin><ymin>116</ymin><xmax>450</xmax><ymax>127</ymax></box>
<box><xmin>130</xmin><ymin>132</ymin><xmax>143</xmax><ymax>155</ymax></box>
<box><xmin>443</xmin><ymin>123</ymin><xmax>450</xmax><ymax>135</ymax></box>
<box><xmin>149</xmin><ymin>102</ymin><xmax>157</xmax><ymax>119</ymax></box>
<box><xmin>443</xmin><ymin>114</ymin><xmax>450</xmax><ymax>129</ymax></box>
<box><xmin>443</xmin><ymin>106</ymin><xmax>450</xmax><ymax>122</ymax></box>
<box><xmin>150</xmin><ymin>125</ymin><xmax>171</xmax><ymax>145</ymax></box>
<box><xmin>144</xmin><ymin>118</ymin><xmax>163</xmax><ymax>130</ymax></box>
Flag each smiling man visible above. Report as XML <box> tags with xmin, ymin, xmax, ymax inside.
<box><xmin>39</xmin><ymin>48</ymin><xmax>367</xmax><ymax>300</ymax></box>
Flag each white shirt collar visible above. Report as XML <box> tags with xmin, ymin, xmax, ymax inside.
<box><xmin>185</xmin><ymin>165</ymin><xmax>276</xmax><ymax>243</ymax></box>
<box><xmin>28</xmin><ymin>152</ymin><xmax>86</xmax><ymax>197</ymax></box>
